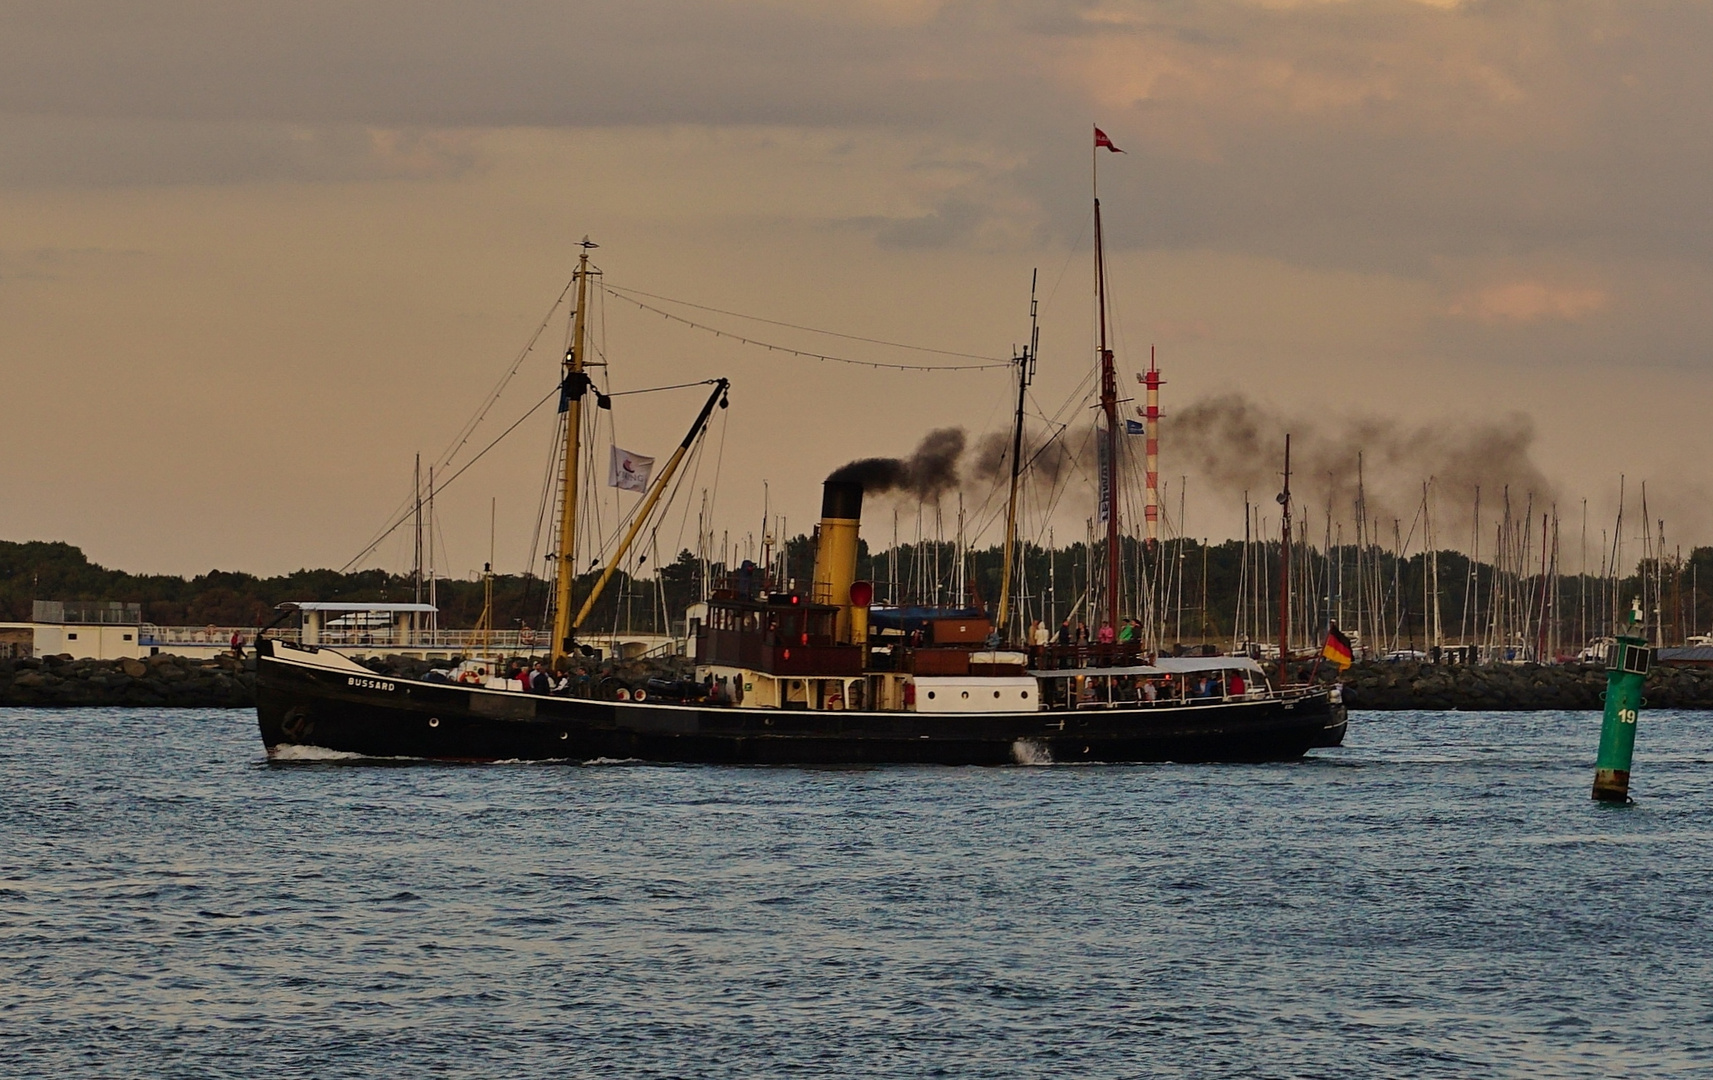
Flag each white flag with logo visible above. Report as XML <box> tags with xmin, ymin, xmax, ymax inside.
<box><xmin>608</xmin><ymin>446</ymin><xmax>654</xmax><ymax>492</ymax></box>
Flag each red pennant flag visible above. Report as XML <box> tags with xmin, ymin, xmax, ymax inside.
<box><xmin>1094</xmin><ymin>127</ymin><xmax>1125</xmax><ymax>153</ymax></box>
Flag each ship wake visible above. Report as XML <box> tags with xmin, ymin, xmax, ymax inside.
<box><xmin>1011</xmin><ymin>739</ymin><xmax>1053</xmax><ymax>766</ymax></box>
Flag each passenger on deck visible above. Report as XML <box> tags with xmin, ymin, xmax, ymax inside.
<box><xmin>1056</xmin><ymin>619</ymin><xmax>1072</xmax><ymax>645</ymax></box>
<box><xmin>1229</xmin><ymin>672</ymin><xmax>1247</xmax><ymax>697</ymax></box>
<box><xmin>1096</xmin><ymin>623</ymin><xmax>1115</xmax><ymax>645</ymax></box>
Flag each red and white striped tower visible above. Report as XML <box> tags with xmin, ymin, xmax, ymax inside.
<box><xmin>1139</xmin><ymin>347</ymin><xmax>1164</xmax><ymax>545</ymax></box>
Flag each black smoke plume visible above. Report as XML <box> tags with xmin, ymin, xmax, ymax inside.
<box><xmin>828</xmin><ymin>427</ymin><xmax>967</xmax><ymax>501</ymax></box>
<box><xmin>828</xmin><ymin>423</ymin><xmax>1089</xmax><ymax>506</ymax></box>
<box><xmin>1171</xmin><ymin>392</ymin><xmax>1557</xmax><ymax>541</ymax></box>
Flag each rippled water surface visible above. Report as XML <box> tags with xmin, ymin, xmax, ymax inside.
<box><xmin>3</xmin><ymin>707</ymin><xmax>1711</xmax><ymax>1078</ymax></box>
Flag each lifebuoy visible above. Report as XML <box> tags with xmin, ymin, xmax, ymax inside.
<box><xmin>520</xmin><ymin>628</ymin><xmax>536</xmax><ymax>646</ymax></box>
<box><xmin>616</xmin><ymin>687</ymin><xmax>631</xmax><ymax>701</ymax></box>
<box><xmin>633</xmin><ymin>689</ymin><xmax>647</xmax><ymax>702</ymax></box>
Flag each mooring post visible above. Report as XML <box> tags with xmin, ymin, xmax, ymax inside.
<box><xmin>1593</xmin><ymin>600</ymin><xmax>1651</xmax><ymax>803</ymax></box>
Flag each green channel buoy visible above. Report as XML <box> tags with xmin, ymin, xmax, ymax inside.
<box><xmin>1593</xmin><ymin>600</ymin><xmax>1651</xmax><ymax>804</ymax></box>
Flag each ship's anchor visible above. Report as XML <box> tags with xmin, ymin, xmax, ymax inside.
<box><xmin>279</xmin><ymin>707</ymin><xmax>313</xmax><ymax>743</ymax></box>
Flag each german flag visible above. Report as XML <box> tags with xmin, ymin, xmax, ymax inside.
<box><xmin>1322</xmin><ymin>623</ymin><xmax>1354</xmax><ymax>670</ymax></box>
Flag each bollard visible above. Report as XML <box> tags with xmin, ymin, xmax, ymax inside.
<box><xmin>1593</xmin><ymin>601</ymin><xmax>1651</xmax><ymax>803</ymax></box>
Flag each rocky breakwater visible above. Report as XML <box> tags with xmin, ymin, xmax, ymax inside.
<box><xmin>0</xmin><ymin>654</ymin><xmax>255</xmax><ymax>708</ymax></box>
<box><xmin>1336</xmin><ymin>660</ymin><xmax>1713</xmax><ymax>711</ymax></box>
<box><xmin>0</xmin><ymin>651</ymin><xmax>697</xmax><ymax>708</ymax></box>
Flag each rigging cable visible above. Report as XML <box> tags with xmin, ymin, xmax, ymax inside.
<box><xmin>343</xmin><ymin>275</ymin><xmax>577</xmax><ymax>572</ymax></box>
<box><xmin>600</xmin><ymin>286</ymin><xmax>1010</xmax><ymax>372</ymax></box>
<box><xmin>340</xmin><ymin>384</ymin><xmax>561</xmax><ymax>573</ymax></box>
<box><xmin>603</xmin><ymin>282</ymin><xmax>1004</xmax><ymax>360</ymax></box>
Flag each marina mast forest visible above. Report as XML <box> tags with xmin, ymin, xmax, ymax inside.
<box><xmin>7</xmin><ymin>535</ymin><xmax>1712</xmax><ymax>660</ymax></box>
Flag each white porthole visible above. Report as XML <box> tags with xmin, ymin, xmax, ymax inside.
<box><xmin>993</xmin><ymin>690</ymin><xmax>1001</xmax><ymax>698</ymax></box>
<box><xmin>560</xmin><ymin>732</ymin><xmax>568</xmax><ymax>740</ymax></box>
<box><xmin>927</xmin><ymin>691</ymin><xmax>936</xmax><ymax>700</ymax></box>
<box><xmin>1021</xmin><ymin>691</ymin><xmax>1030</xmax><ymax>699</ymax></box>
<box><xmin>961</xmin><ymin>691</ymin><xmax>970</xmax><ymax>699</ymax></box>
<box><xmin>428</xmin><ymin>717</ymin><xmax>440</xmax><ymax>728</ymax></box>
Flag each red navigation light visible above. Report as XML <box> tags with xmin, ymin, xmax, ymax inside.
<box><xmin>849</xmin><ymin>581</ymin><xmax>874</xmax><ymax>607</ymax></box>
<box><xmin>790</xmin><ymin>594</ymin><xmax>800</xmax><ymax>605</ymax></box>
<box><xmin>800</xmin><ymin>633</ymin><xmax>809</xmax><ymax>645</ymax></box>
<box><xmin>782</xmin><ymin>648</ymin><xmax>791</xmax><ymax>659</ymax></box>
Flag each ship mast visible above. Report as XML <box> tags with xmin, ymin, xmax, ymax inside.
<box><xmin>551</xmin><ymin>238</ymin><xmax>598</xmax><ymax>666</ymax></box>
<box><xmin>995</xmin><ymin>270</ymin><xmax>1039</xmax><ymax>640</ymax></box>
<box><xmin>1095</xmin><ymin>197</ymin><xmax>1121</xmax><ymax>636</ymax></box>
<box><xmin>1277</xmin><ymin>434</ymin><xmax>1292</xmax><ymax>680</ymax></box>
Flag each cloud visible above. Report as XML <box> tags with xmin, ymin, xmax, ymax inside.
<box><xmin>1151</xmin><ymin>317</ymin><xmax>1213</xmax><ymax>343</ymax></box>
<box><xmin>2</xmin><ymin>2</ymin><xmax>1711</xmax><ymax>275</ymax></box>
<box><xmin>0</xmin><ymin>115</ymin><xmax>482</xmax><ymax>188</ymax></box>
<box><xmin>0</xmin><ymin>245</ymin><xmax>152</xmax><ymax>283</ymax></box>
<box><xmin>1448</xmin><ymin>280</ymin><xmax>1610</xmax><ymax>324</ymax></box>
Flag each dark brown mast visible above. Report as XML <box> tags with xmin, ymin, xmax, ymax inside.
<box><xmin>1278</xmin><ymin>434</ymin><xmax>1292</xmax><ymax>679</ymax></box>
<box><xmin>1095</xmin><ymin>200</ymin><xmax>1121</xmax><ymax>637</ymax></box>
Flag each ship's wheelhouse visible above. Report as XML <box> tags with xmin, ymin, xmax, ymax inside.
<box><xmin>696</xmin><ymin>593</ymin><xmax>863</xmax><ymax>676</ymax></box>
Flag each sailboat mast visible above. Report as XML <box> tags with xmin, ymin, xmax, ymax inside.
<box><xmin>996</xmin><ymin>270</ymin><xmax>1039</xmax><ymax>638</ymax></box>
<box><xmin>1095</xmin><ymin>197</ymin><xmax>1121</xmax><ymax>635</ymax></box>
<box><xmin>551</xmin><ymin>238</ymin><xmax>598</xmax><ymax>665</ymax></box>
<box><xmin>428</xmin><ymin>465</ymin><xmax>437</xmax><ymax>634</ymax></box>
<box><xmin>1278</xmin><ymin>434</ymin><xmax>1292</xmax><ymax>674</ymax></box>
<box><xmin>413</xmin><ymin>453</ymin><xmax>423</xmax><ymax>607</ymax></box>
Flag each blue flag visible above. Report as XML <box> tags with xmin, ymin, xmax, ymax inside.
<box><xmin>1125</xmin><ymin>419</ymin><xmax>1146</xmax><ymax>436</ymax></box>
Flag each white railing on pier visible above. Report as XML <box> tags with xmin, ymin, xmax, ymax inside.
<box><xmin>140</xmin><ymin>624</ymin><xmax>289</xmax><ymax>646</ymax></box>
<box><xmin>137</xmin><ymin>624</ymin><xmax>685</xmax><ymax>656</ymax></box>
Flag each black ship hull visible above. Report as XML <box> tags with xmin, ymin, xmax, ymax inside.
<box><xmin>255</xmin><ymin>640</ymin><xmax>1346</xmax><ymax>765</ymax></box>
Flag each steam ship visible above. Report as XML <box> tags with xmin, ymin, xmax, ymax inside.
<box><xmin>257</xmin><ymin>200</ymin><xmax>1347</xmax><ymax>764</ymax></box>
<box><xmin>257</xmin><ymin>471</ymin><xmax>1345</xmax><ymax>764</ymax></box>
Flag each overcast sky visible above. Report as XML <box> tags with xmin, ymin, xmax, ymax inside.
<box><xmin>4</xmin><ymin>1</ymin><xmax>1710</xmax><ymax>579</ymax></box>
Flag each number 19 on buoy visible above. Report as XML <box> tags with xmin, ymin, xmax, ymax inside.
<box><xmin>1593</xmin><ymin>601</ymin><xmax>1651</xmax><ymax>804</ymax></box>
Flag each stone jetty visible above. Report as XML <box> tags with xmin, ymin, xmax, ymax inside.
<box><xmin>1</xmin><ymin>653</ymin><xmax>255</xmax><ymax>708</ymax></box>
<box><xmin>1331</xmin><ymin>659</ymin><xmax>1713</xmax><ymax>711</ymax></box>
<box><xmin>0</xmin><ymin>651</ymin><xmax>693</xmax><ymax>708</ymax></box>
